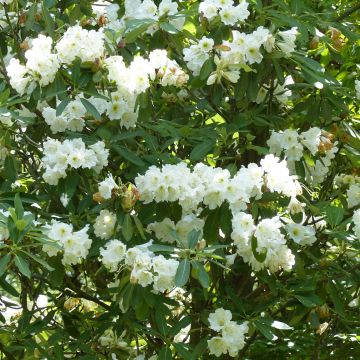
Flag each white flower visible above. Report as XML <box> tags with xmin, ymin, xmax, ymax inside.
<box><xmin>208</xmin><ymin>336</ymin><xmax>228</xmax><ymax>357</ymax></box>
<box><xmin>99</xmin><ymin>175</ymin><xmax>119</xmax><ymax>200</ymax></box>
<box><xmin>94</xmin><ymin>210</ymin><xmax>117</xmax><ymax>240</ymax></box>
<box><xmin>347</xmin><ymin>184</ymin><xmax>360</xmax><ymax>208</ymax></box>
<box><xmin>100</xmin><ymin>239</ymin><xmax>127</xmax><ymax>272</ymax></box>
<box><xmin>208</xmin><ymin>308</ymin><xmax>232</xmax><ymax>331</ymax></box>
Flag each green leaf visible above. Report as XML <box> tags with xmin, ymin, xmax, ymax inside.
<box><xmin>122</xmin><ymin>213</ymin><xmax>133</xmax><ymax>242</ymax></box>
<box><xmin>254</xmin><ymin>320</ymin><xmax>276</xmax><ymax>341</ymax></box>
<box><xmin>192</xmin><ymin>261</ymin><xmax>209</xmax><ymax>288</ymax></box>
<box><xmin>155</xmin><ymin>308</ymin><xmax>168</xmax><ymax>336</ymax></box>
<box><xmin>174</xmin><ymin>343</ymin><xmax>193</xmax><ymax>360</ymax></box>
<box><xmin>326</xmin><ymin>281</ymin><xmax>345</xmax><ymax>317</ymax></box>
<box><xmin>0</xmin><ymin>254</ymin><xmax>11</xmax><ymax>277</ymax></box>
<box><xmin>190</xmin><ymin>140</ymin><xmax>215</xmax><ymax>161</ymax></box>
<box><xmin>187</xmin><ymin>229</ymin><xmax>201</xmax><ymax>249</ymax></box>
<box><xmin>133</xmin><ymin>214</ymin><xmax>146</xmax><ymax>240</ymax></box>
<box><xmin>113</xmin><ymin>145</ymin><xmax>146</xmax><ymax>167</ymax></box>
<box><xmin>4</xmin><ymin>155</ymin><xmax>17</xmax><ymax>183</ymax></box>
<box><xmin>295</xmin><ymin>293</ymin><xmax>322</xmax><ymax>308</ymax></box>
<box><xmin>65</xmin><ymin>172</ymin><xmax>80</xmax><ymax>199</ymax></box>
<box><xmin>159</xmin><ymin>22</ymin><xmax>179</xmax><ymax>34</ymax></box>
<box><xmin>42</xmin><ymin>2</ymin><xmax>55</xmax><ymax>37</ymax></box>
<box><xmin>158</xmin><ymin>346</ymin><xmax>172</xmax><ymax>360</ymax></box>
<box><xmin>14</xmin><ymin>255</ymin><xmax>31</xmax><ymax>278</ymax></box>
<box><xmin>14</xmin><ymin>193</ymin><xmax>24</xmax><ymax>218</ymax></box>
<box><xmin>149</xmin><ymin>244</ymin><xmax>176</xmax><ymax>252</ymax></box>
<box><xmin>272</xmin><ymin>59</ymin><xmax>285</xmax><ymax>85</ymax></box>
<box><xmin>25</xmin><ymin>3</ymin><xmax>37</xmax><ymax>31</ymax></box>
<box><xmin>80</xmin><ymin>98</ymin><xmax>102</xmax><ymax>120</ymax></box>
<box><xmin>326</xmin><ymin>206</ymin><xmax>344</xmax><ymax>227</ymax></box>
<box><xmin>199</xmin><ymin>58</ymin><xmax>214</xmax><ymax>81</ymax></box>
<box><xmin>22</xmin><ymin>251</ymin><xmax>54</xmax><ymax>271</ymax></box>
<box><xmin>125</xmin><ymin>19</ymin><xmax>156</xmax><ymax>43</ymax></box>
<box><xmin>251</xmin><ymin>236</ymin><xmax>267</xmax><ymax>263</ymax></box>
<box><xmin>175</xmin><ymin>259</ymin><xmax>190</xmax><ymax>287</ymax></box>
<box><xmin>56</xmin><ymin>97</ymin><xmax>71</xmax><ymax>117</ymax></box>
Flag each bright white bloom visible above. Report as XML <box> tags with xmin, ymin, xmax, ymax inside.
<box><xmin>94</xmin><ymin>210</ymin><xmax>117</xmax><ymax>240</ymax></box>
<box><xmin>353</xmin><ymin>209</ymin><xmax>360</xmax><ymax>239</ymax></box>
<box><xmin>278</xmin><ymin>27</ymin><xmax>298</xmax><ymax>56</ymax></box>
<box><xmin>208</xmin><ymin>308</ymin><xmax>232</xmax><ymax>331</ymax></box>
<box><xmin>208</xmin><ymin>308</ymin><xmax>248</xmax><ymax>357</ymax></box>
<box><xmin>287</xmin><ymin>223</ymin><xmax>317</xmax><ymax>245</ymax></box>
<box><xmin>100</xmin><ymin>239</ymin><xmax>127</xmax><ymax>272</ymax></box>
<box><xmin>347</xmin><ymin>184</ymin><xmax>360</xmax><ymax>208</ymax></box>
<box><xmin>44</xmin><ymin>221</ymin><xmax>92</xmax><ymax>266</ymax></box>
<box><xmin>56</xmin><ymin>25</ymin><xmax>105</xmax><ymax>64</ymax></box>
<box><xmin>41</xmin><ymin>138</ymin><xmax>108</xmax><ymax>185</ymax></box>
<box><xmin>99</xmin><ymin>175</ymin><xmax>119</xmax><ymax>200</ymax></box>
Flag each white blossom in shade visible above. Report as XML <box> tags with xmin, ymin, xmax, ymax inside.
<box><xmin>56</xmin><ymin>25</ymin><xmax>105</xmax><ymax>64</ymax></box>
<box><xmin>99</xmin><ymin>175</ymin><xmax>119</xmax><ymax>200</ymax></box>
<box><xmin>152</xmin><ymin>255</ymin><xmax>179</xmax><ymax>292</ymax></box>
<box><xmin>208</xmin><ymin>308</ymin><xmax>232</xmax><ymax>331</ymax></box>
<box><xmin>287</xmin><ymin>223</ymin><xmax>317</xmax><ymax>246</ymax></box>
<box><xmin>355</xmin><ymin>80</ymin><xmax>360</xmax><ymax>100</ymax></box>
<box><xmin>288</xmin><ymin>196</ymin><xmax>305</xmax><ymax>214</ymax></box>
<box><xmin>300</xmin><ymin>127</ymin><xmax>321</xmax><ymax>155</ymax></box>
<box><xmin>222</xmin><ymin>321</ymin><xmax>248</xmax><ymax>357</ymax></box>
<box><xmin>278</xmin><ymin>27</ymin><xmax>298</xmax><ymax>57</ymax></box>
<box><xmin>100</xmin><ymin>239</ymin><xmax>127</xmax><ymax>272</ymax></box>
<box><xmin>208</xmin><ymin>308</ymin><xmax>248</xmax><ymax>357</ymax></box>
<box><xmin>353</xmin><ymin>209</ymin><xmax>360</xmax><ymax>239</ymax></box>
<box><xmin>6</xmin><ymin>58</ymin><xmax>30</xmax><ymax>95</ymax></box>
<box><xmin>347</xmin><ymin>184</ymin><xmax>360</xmax><ymax>208</ymax></box>
<box><xmin>60</xmin><ymin>193</ymin><xmax>69</xmax><ymax>207</ymax></box>
<box><xmin>94</xmin><ymin>210</ymin><xmax>117</xmax><ymax>240</ymax></box>
<box><xmin>183</xmin><ymin>37</ymin><xmax>214</xmax><ymax>76</ymax></box>
<box><xmin>208</xmin><ymin>336</ymin><xmax>228</xmax><ymax>357</ymax></box>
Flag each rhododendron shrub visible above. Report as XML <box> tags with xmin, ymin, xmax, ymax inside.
<box><xmin>0</xmin><ymin>0</ymin><xmax>360</xmax><ymax>359</ymax></box>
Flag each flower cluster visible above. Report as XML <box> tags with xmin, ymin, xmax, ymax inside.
<box><xmin>147</xmin><ymin>214</ymin><xmax>204</xmax><ymax>246</ymax></box>
<box><xmin>183</xmin><ymin>37</ymin><xmax>214</xmax><ymax>75</ymax></box>
<box><xmin>231</xmin><ymin>214</ymin><xmax>295</xmax><ymax>272</ymax></box>
<box><xmin>100</xmin><ymin>240</ymin><xmax>179</xmax><ymax>292</ymax></box>
<box><xmin>94</xmin><ymin>210</ymin><xmax>117</xmax><ymax>240</ymax></box>
<box><xmin>135</xmin><ymin>155</ymin><xmax>302</xmax><ymax>214</ymax></box>
<box><xmin>6</xmin><ymin>35</ymin><xmax>59</xmax><ymax>94</ymax></box>
<box><xmin>149</xmin><ymin>49</ymin><xmax>189</xmax><ymax>87</ymax></box>
<box><xmin>56</xmin><ymin>25</ymin><xmax>105</xmax><ymax>64</ymax></box>
<box><xmin>199</xmin><ymin>0</ymin><xmax>250</xmax><ymax>26</ymax></box>
<box><xmin>208</xmin><ymin>308</ymin><xmax>248</xmax><ymax>357</ymax></box>
<box><xmin>42</xmin><ymin>95</ymin><xmax>107</xmax><ymax>133</ymax></box>
<box><xmin>267</xmin><ymin>127</ymin><xmax>338</xmax><ymax>186</ymax></box>
<box><xmin>353</xmin><ymin>209</ymin><xmax>360</xmax><ymax>239</ymax></box>
<box><xmin>124</xmin><ymin>0</ymin><xmax>184</xmax><ymax>33</ymax></box>
<box><xmin>41</xmin><ymin>138</ymin><xmax>109</xmax><ymax>185</ymax></box>
<box><xmin>43</xmin><ymin>220</ymin><xmax>92</xmax><ymax>266</ymax></box>
<box><xmin>267</xmin><ymin>127</ymin><xmax>322</xmax><ymax>161</ymax></box>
